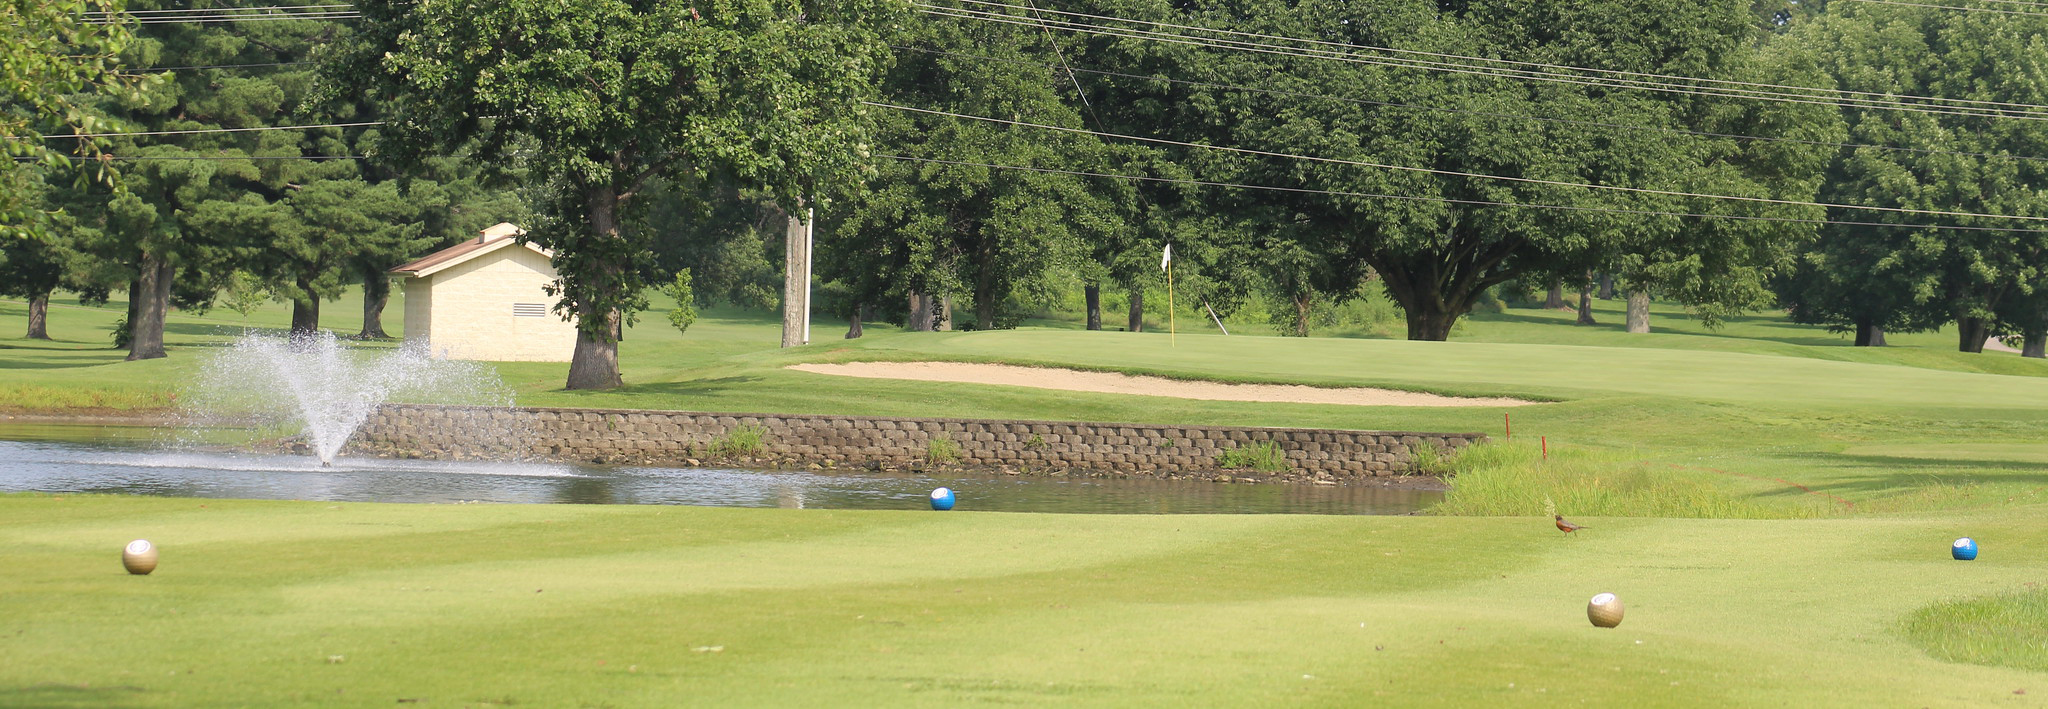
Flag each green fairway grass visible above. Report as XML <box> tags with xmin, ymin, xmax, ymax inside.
<box><xmin>7</xmin><ymin>293</ymin><xmax>2048</xmax><ymax>704</ymax></box>
<box><xmin>5</xmin><ymin>291</ymin><xmax>2048</xmax><ymax>519</ymax></box>
<box><xmin>2</xmin><ymin>494</ymin><xmax>2043</xmax><ymax>707</ymax></box>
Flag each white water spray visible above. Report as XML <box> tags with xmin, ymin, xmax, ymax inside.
<box><xmin>190</xmin><ymin>332</ymin><xmax>515</xmax><ymax>465</ymax></box>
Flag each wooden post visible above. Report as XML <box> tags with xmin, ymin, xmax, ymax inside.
<box><xmin>780</xmin><ymin>202</ymin><xmax>809</xmax><ymax>347</ymax></box>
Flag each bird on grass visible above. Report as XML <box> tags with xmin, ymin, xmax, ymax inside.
<box><xmin>1555</xmin><ymin>515</ymin><xmax>1587</xmax><ymax>536</ymax></box>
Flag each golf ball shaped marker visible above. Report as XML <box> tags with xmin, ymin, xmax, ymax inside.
<box><xmin>1953</xmin><ymin>537</ymin><xmax>1978</xmax><ymax>561</ymax></box>
<box><xmin>1587</xmin><ymin>592</ymin><xmax>1624</xmax><ymax>628</ymax></box>
<box><xmin>122</xmin><ymin>539</ymin><xmax>158</xmax><ymax>575</ymax></box>
<box><xmin>929</xmin><ymin>487</ymin><xmax>956</xmax><ymax>511</ymax></box>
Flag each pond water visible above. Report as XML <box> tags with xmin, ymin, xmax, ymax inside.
<box><xmin>0</xmin><ymin>423</ymin><xmax>1443</xmax><ymax>515</ymax></box>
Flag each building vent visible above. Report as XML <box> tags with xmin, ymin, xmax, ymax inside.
<box><xmin>512</xmin><ymin>303</ymin><xmax>548</xmax><ymax>318</ymax></box>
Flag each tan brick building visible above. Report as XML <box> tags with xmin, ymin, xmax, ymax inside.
<box><xmin>389</xmin><ymin>223</ymin><xmax>578</xmax><ymax>362</ymax></box>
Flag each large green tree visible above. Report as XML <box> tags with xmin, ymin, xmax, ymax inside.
<box><xmin>331</xmin><ymin>0</ymin><xmax>902</xmax><ymax>389</ymax></box>
<box><xmin>829</xmin><ymin>6</ymin><xmax>1131</xmax><ymax>331</ymax></box>
<box><xmin>1054</xmin><ymin>0</ymin><xmax>1826</xmax><ymax>340</ymax></box>
<box><xmin>51</xmin><ymin>3</ymin><xmax>382</xmax><ymax>358</ymax></box>
<box><xmin>1781</xmin><ymin>4</ymin><xmax>2048</xmax><ymax>353</ymax></box>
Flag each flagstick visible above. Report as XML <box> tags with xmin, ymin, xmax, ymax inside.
<box><xmin>1167</xmin><ymin>256</ymin><xmax>1176</xmax><ymax>347</ymax></box>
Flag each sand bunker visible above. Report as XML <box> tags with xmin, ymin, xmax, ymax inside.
<box><xmin>789</xmin><ymin>361</ymin><xmax>1536</xmax><ymax>407</ymax></box>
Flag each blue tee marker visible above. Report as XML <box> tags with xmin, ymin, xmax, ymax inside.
<box><xmin>1953</xmin><ymin>537</ymin><xmax>1978</xmax><ymax>561</ymax></box>
<box><xmin>929</xmin><ymin>487</ymin><xmax>956</xmax><ymax>511</ymax></box>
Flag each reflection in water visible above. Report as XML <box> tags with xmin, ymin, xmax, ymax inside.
<box><xmin>0</xmin><ymin>430</ymin><xmax>1442</xmax><ymax>515</ymax></box>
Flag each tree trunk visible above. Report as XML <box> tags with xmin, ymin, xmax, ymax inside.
<box><xmin>1398</xmin><ymin>301</ymin><xmax>1457</xmax><ymax>340</ymax></box>
<box><xmin>2024</xmin><ymin>331</ymin><xmax>2046</xmax><ymax>359</ymax></box>
<box><xmin>1956</xmin><ymin>315</ymin><xmax>1989</xmax><ymax>353</ymax></box>
<box><xmin>565</xmin><ymin>185</ymin><xmax>627</xmax><ymax>390</ymax></box>
<box><xmin>1084</xmin><ymin>284</ymin><xmax>1101</xmax><ymax>331</ymax></box>
<box><xmin>1544</xmin><ymin>280</ymin><xmax>1565</xmax><ymax>310</ymax></box>
<box><xmin>845</xmin><ymin>305</ymin><xmax>864</xmax><ymax>339</ymax></box>
<box><xmin>127</xmin><ymin>255</ymin><xmax>170</xmax><ymax>361</ymax></box>
<box><xmin>1853</xmin><ymin>321</ymin><xmax>1887</xmax><ymax>347</ymax></box>
<box><xmin>359</xmin><ymin>272</ymin><xmax>390</xmax><ymax>339</ymax></box>
<box><xmin>26</xmin><ymin>292</ymin><xmax>51</xmax><ymax>340</ymax></box>
<box><xmin>124</xmin><ymin>278</ymin><xmax>139</xmax><ymax>345</ymax></box>
<box><xmin>290</xmin><ymin>277</ymin><xmax>320</xmax><ymax>336</ymax></box>
<box><xmin>1576</xmin><ymin>285</ymin><xmax>1596</xmax><ymax>325</ymax></box>
<box><xmin>1375</xmin><ymin>261</ymin><xmax>1475</xmax><ymax>341</ymax></box>
<box><xmin>567</xmin><ymin>305</ymin><xmax>623</xmax><ymax>389</ymax></box>
<box><xmin>907</xmin><ymin>291</ymin><xmax>932</xmax><ymax>331</ymax></box>
<box><xmin>1127</xmin><ymin>290</ymin><xmax>1144</xmax><ymax>332</ymax></box>
<box><xmin>937</xmin><ymin>296</ymin><xmax>953</xmax><ymax>331</ymax></box>
<box><xmin>1598</xmin><ymin>273</ymin><xmax>1615</xmax><ymax>300</ymax></box>
<box><xmin>1625</xmin><ymin>290</ymin><xmax>1650</xmax><ymax>334</ymax></box>
<box><xmin>973</xmin><ymin>291</ymin><xmax>995</xmax><ymax>331</ymax></box>
<box><xmin>1293</xmin><ymin>293</ymin><xmax>1312</xmax><ymax>337</ymax></box>
<box><xmin>780</xmin><ymin>206</ymin><xmax>809</xmax><ymax>347</ymax></box>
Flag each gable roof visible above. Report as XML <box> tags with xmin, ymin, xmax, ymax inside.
<box><xmin>389</xmin><ymin>223</ymin><xmax>552</xmax><ymax>278</ymax></box>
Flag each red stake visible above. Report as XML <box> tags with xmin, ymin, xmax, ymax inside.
<box><xmin>1505</xmin><ymin>412</ymin><xmax>1512</xmax><ymax>439</ymax></box>
<box><xmin>1542</xmin><ymin>436</ymin><xmax>1548</xmax><ymax>460</ymax></box>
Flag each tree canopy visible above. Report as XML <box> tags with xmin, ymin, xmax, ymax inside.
<box><xmin>329</xmin><ymin>0</ymin><xmax>905</xmax><ymax>388</ymax></box>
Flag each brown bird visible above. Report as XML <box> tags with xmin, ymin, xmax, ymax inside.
<box><xmin>1555</xmin><ymin>515</ymin><xmax>1587</xmax><ymax>536</ymax></box>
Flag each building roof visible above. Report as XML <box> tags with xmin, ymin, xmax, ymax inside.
<box><xmin>389</xmin><ymin>223</ymin><xmax>551</xmax><ymax>278</ymax></box>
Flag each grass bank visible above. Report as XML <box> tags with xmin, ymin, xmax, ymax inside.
<box><xmin>3</xmin><ymin>494</ymin><xmax>2043</xmax><ymax>707</ymax></box>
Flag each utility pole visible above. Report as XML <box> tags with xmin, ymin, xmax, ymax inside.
<box><xmin>781</xmin><ymin>201</ymin><xmax>810</xmax><ymax>347</ymax></box>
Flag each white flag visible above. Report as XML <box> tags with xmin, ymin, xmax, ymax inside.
<box><xmin>1160</xmin><ymin>243</ymin><xmax>1172</xmax><ymax>272</ymax></box>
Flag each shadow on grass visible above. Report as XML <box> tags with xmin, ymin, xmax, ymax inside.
<box><xmin>1474</xmin><ymin>309</ymin><xmax>1851</xmax><ymax>348</ymax></box>
<box><xmin>1784</xmin><ymin>450</ymin><xmax>2048</xmax><ymax>474</ymax></box>
<box><xmin>1</xmin><ymin>683</ymin><xmax>149</xmax><ymax>709</ymax></box>
<box><xmin>548</xmin><ymin>376</ymin><xmax>766</xmax><ymax>402</ymax></box>
<box><xmin>163</xmin><ymin>322</ymin><xmax>290</xmax><ymax>338</ymax></box>
<box><xmin>0</xmin><ymin>348</ymin><xmax>130</xmax><ymax>369</ymax></box>
<box><xmin>1752</xmin><ymin>451</ymin><xmax>2048</xmax><ymax>499</ymax></box>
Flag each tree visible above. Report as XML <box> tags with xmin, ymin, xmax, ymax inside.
<box><xmin>1775</xmin><ymin>229</ymin><xmax>1947</xmax><ymax>346</ymax></box>
<box><xmin>0</xmin><ymin>233</ymin><xmax>77</xmax><ymax>339</ymax></box>
<box><xmin>1</xmin><ymin>0</ymin><xmax>145</xmax><ymax>243</ymax></box>
<box><xmin>332</xmin><ymin>0</ymin><xmax>901</xmax><ymax>389</ymax></box>
<box><xmin>1062</xmin><ymin>0</ymin><xmax>1826</xmax><ymax>341</ymax></box>
<box><xmin>642</xmin><ymin>180</ymin><xmax>786</xmax><ymax>312</ymax></box>
<box><xmin>187</xmin><ymin>179</ymin><xmax>429</xmax><ymax>335</ymax></box>
<box><xmin>1782</xmin><ymin>5</ymin><xmax>2048</xmax><ymax>353</ymax></box>
<box><xmin>826</xmin><ymin>6</ymin><xmax>1129</xmax><ymax>331</ymax></box>
<box><xmin>48</xmin><ymin>2</ymin><xmax>374</xmax><ymax>358</ymax></box>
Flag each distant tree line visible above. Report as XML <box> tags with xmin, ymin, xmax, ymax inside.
<box><xmin>5</xmin><ymin>0</ymin><xmax>2047</xmax><ymax>390</ymax></box>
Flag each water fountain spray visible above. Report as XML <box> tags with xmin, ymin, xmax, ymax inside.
<box><xmin>189</xmin><ymin>332</ymin><xmax>515</xmax><ymax>465</ymax></box>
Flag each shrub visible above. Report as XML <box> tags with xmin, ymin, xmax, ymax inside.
<box><xmin>1216</xmin><ymin>440</ymin><xmax>1288</xmax><ymax>472</ymax></box>
<box><xmin>709</xmin><ymin>425</ymin><xmax>768</xmax><ymax>457</ymax></box>
<box><xmin>927</xmin><ymin>435</ymin><xmax>961</xmax><ymax>463</ymax></box>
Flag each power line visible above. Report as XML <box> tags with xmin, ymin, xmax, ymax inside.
<box><xmin>877</xmin><ymin>154</ymin><xmax>2044</xmax><ymax>233</ymax></box>
<box><xmin>868</xmin><ymin>101</ymin><xmax>2048</xmax><ymax>224</ymax></box>
<box><xmin>33</xmin><ymin>121</ymin><xmax>381</xmax><ymax>139</ymax></box>
<box><xmin>1840</xmin><ymin>0</ymin><xmax>2048</xmax><ymax>14</ymax></box>
<box><xmin>892</xmin><ymin>44</ymin><xmax>2048</xmax><ymax>164</ymax></box>
<box><xmin>84</xmin><ymin>10</ymin><xmax>359</xmax><ymax>24</ymax></box>
<box><xmin>942</xmin><ymin>0</ymin><xmax>2048</xmax><ymax>116</ymax></box>
<box><xmin>924</xmin><ymin>5</ymin><xmax>2048</xmax><ymax>121</ymax></box>
<box><xmin>920</xmin><ymin>4</ymin><xmax>2048</xmax><ymax>121</ymax></box>
<box><xmin>79</xmin><ymin>4</ymin><xmax>353</xmax><ymax>15</ymax></box>
<box><xmin>15</xmin><ymin>155</ymin><xmax>368</xmax><ymax>161</ymax></box>
<box><xmin>134</xmin><ymin>61</ymin><xmax>314</xmax><ymax>71</ymax></box>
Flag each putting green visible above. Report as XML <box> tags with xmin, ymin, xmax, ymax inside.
<box><xmin>3</xmin><ymin>495</ymin><xmax>2045</xmax><ymax>707</ymax></box>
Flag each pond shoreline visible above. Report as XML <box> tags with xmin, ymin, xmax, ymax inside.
<box><xmin>0</xmin><ymin>408</ymin><xmax>181</xmax><ymax>427</ymax></box>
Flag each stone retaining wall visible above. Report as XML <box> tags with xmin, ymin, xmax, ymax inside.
<box><xmin>353</xmin><ymin>404</ymin><xmax>1486</xmax><ymax>481</ymax></box>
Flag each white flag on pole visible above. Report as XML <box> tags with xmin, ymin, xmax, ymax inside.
<box><xmin>1160</xmin><ymin>243</ymin><xmax>1172</xmax><ymax>271</ymax></box>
